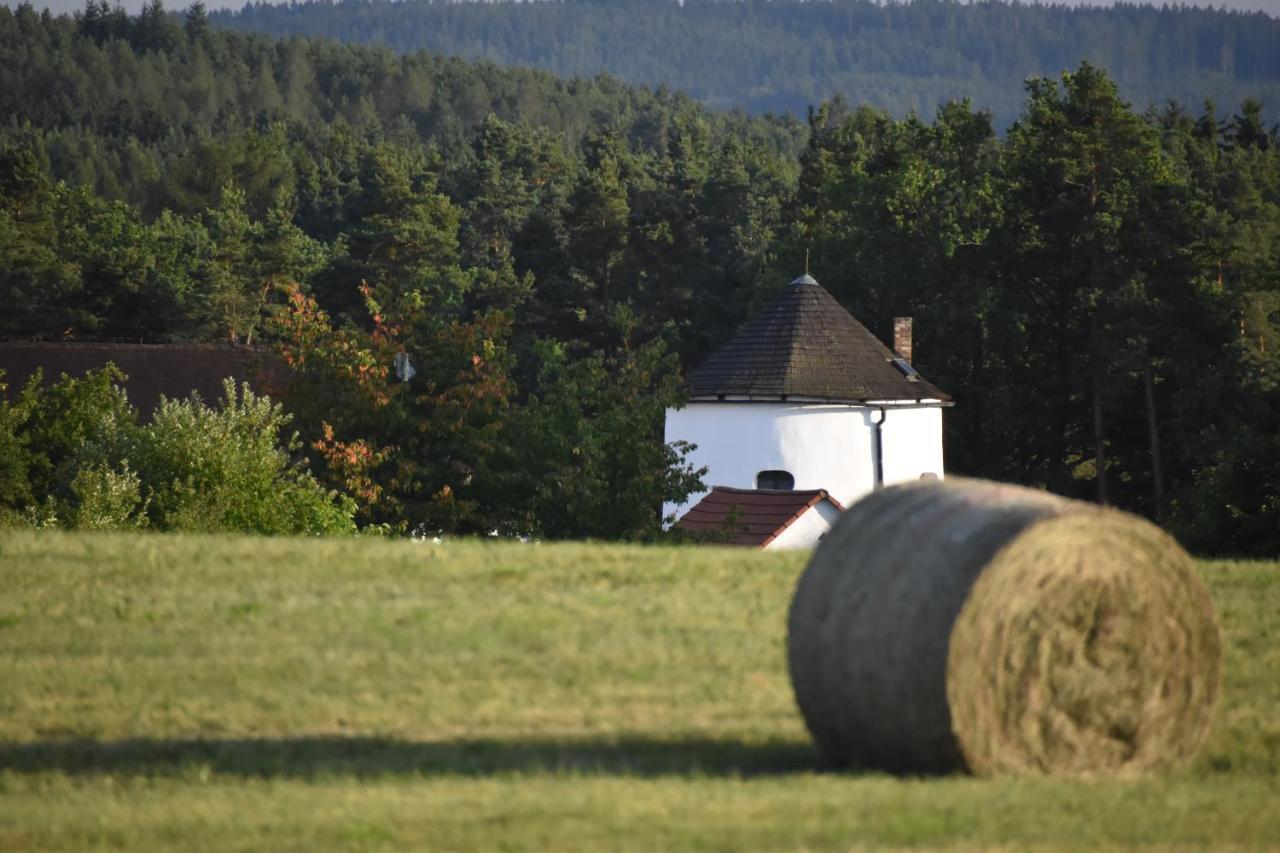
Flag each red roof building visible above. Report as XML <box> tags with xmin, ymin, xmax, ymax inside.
<box><xmin>0</xmin><ymin>342</ymin><xmax>289</xmax><ymax>418</ymax></box>
<box><xmin>677</xmin><ymin>486</ymin><xmax>844</xmax><ymax>550</ymax></box>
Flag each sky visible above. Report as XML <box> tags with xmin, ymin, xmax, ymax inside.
<box><xmin>7</xmin><ymin>0</ymin><xmax>1280</xmax><ymax>20</ymax></box>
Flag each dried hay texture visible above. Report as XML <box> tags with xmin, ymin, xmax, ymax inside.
<box><xmin>786</xmin><ymin>478</ymin><xmax>1221</xmax><ymax>776</ymax></box>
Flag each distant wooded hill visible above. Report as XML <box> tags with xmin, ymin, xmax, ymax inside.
<box><xmin>214</xmin><ymin>0</ymin><xmax>1280</xmax><ymax>127</ymax></box>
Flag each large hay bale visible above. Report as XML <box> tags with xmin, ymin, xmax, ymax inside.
<box><xmin>786</xmin><ymin>479</ymin><xmax>1221</xmax><ymax>776</ymax></box>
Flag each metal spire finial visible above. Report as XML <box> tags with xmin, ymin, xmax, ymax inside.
<box><xmin>791</xmin><ymin>249</ymin><xmax>818</xmax><ymax>286</ymax></box>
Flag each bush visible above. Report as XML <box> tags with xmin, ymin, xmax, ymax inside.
<box><xmin>121</xmin><ymin>379</ymin><xmax>357</xmax><ymax>535</ymax></box>
<box><xmin>0</xmin><ymin>365</ymin><xmax>134</xmax><ymax>527</ymax></box>
<box><xmin>66</xmin><ymin>462</ymin><xmax>148</xmax><ymax>531</ymax></box>
<box><xmin>1</xmin><ymin>367</ymin><xmax>356</xmax><ymax>536</ymax></box>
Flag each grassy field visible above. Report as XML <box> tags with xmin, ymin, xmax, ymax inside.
<box><xmin>0</xmin><ymin>530</ymin><xmax>1277</xmax><ymax>850</ymax></box>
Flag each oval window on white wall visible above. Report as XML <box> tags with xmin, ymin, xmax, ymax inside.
<box><xmin>757</xmin><ymin>470</ymin><xmax>795</xmax><ymax>490</ymax></box>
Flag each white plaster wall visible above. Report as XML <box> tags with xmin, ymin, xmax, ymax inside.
<box><xmin>665</xmin><ymin>403</ymin><xmax>872</xmax><ymax>518</ymax></box>
<box><xmin>879</xmin><ymin>405</ymin><xmax>945</xmax><ymax>487</ymax></box>
<box><xmin>767</xmin><ymin>500</ymin><xmax>842</xmax><ymax>550</ymax></box>
<box><xmin>664</xmin><ymin>402</ymin><xmax>945</xmax><ymax>521</ymax></box>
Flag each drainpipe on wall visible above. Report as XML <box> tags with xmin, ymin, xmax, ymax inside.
<box><xmin>871</xmin><ymin>407</ymin><xmax>886</xmax><ymax>489</ymax></box>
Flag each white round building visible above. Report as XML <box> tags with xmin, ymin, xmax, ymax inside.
<box><xmin>665</xmin><ymin>273</ymin><xmax>952</xmax><ymax>531</ymax></box>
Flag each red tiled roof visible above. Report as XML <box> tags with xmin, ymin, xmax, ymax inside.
<box><xmin>677</xmin><ymin>486</ymin><xmax>844</xmax><ymax>548</ymax></box>
<box><xmin>0</xmin><ymin>342</ymin><xmax>290</xmax><ymax>418</ymax></box>
<box><xmin>686</xmin><ymin>275</ymin><xmax>950</xmax><ymax>403</ymax></box>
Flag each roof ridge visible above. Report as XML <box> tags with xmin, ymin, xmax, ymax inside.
<box><xmin>778</xmin><ymin>285</ymin><xmax>813</xmax><ymax>393</ymax></box>
<box><xmin>0</xmin><ymin>341</ymin><xmax>267</xmax><ymax>352</ymax></box>
<box><xmin>710</xmin><ymin>485</ymin><xmax>827</xmax><ymax>496</ymax></box>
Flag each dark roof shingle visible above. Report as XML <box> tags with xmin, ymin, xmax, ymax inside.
<box><xmin>0</xmin><ymin>342</ymin><xmax>289</xmax><ymax>418</ymax></box>
<box><xmin>686</xmin><ymin>276</ymin><xmax>950</xmax><ymax>403</ymax></box>
<box><xmin>677</xmin><ymin>486</ymin><xmax>843</xmax><ymax>547</ymax></box>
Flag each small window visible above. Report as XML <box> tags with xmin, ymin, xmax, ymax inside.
<box><xmin>757</xmin><ymin>470</ymin><xmax>795</xmax><ymax>490</ymax></box>
<box><xmin>890</xmin><ymin>357</ymin><xmax>920</xmax><ymax>381</ymax></box>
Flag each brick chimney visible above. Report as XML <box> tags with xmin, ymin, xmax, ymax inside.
<box><xmin>893</xmin><ymin>317</ymin><xmax>913</xmax><ymax>363</ymax></box>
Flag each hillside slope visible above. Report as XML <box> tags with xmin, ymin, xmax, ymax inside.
<box><xmin>218</xmin><ymin>0</ymin><xmax>1280</xmax><ymax>127</ymax></box>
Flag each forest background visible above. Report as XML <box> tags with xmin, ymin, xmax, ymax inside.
<box><xmin>216</xmin><ymin>0</ymin><xmax>1280</xmax><ymax>130</ymax></box>
<box><xmin>1</xmin><ymin>0</ymin><xmax>1279</xmax><ymax>555</ymax></box>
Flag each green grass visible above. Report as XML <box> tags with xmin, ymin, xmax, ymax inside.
<box><xmin>0</xmin><ymin>530</ymin><xmax>1277</xmax><ymax>851</ymax></box>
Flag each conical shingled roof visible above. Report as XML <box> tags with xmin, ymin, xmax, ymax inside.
<box><xmin>685</xmin><ymin>276</ymin><xmax>950</xmax><ymax>403</ymax></box>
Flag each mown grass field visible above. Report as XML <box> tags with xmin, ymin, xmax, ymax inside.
<box><xmin>0</xmin><ymin>530</ymin><xmax>1277</xmax><ymax>851</ymax></box>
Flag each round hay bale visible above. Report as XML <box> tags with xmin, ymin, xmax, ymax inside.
<box><xmin>786</xmin><ymin>478</ymin><xmax>1220</xmax><ymax>776</ymax></box>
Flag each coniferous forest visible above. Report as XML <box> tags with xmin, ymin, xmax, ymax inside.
<box><xmin>1</xmin><ymin>3</ymin><xmax>1279</xmax><ymax>554</ymax></box>
<box><xmin>216</xmin><ymin>0</ymin><xmax>1280</xmax><ymax>129</ymax></box>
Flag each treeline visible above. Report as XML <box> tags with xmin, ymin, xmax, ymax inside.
<box><xmin>217</xmin><ymin>0</ymin><xmax>1280</xmax><ymax>128</ymax></box>
<box><xmin>795</xmin><ymin>82</ymin><xmax>1280</xmax><ymax>556</ymax></box>
<box><xmin>0</xmin><ymin>2</ymin><xmax>803</xmax><ymax>219</ymax></box>
<box><xmin>2</xmin><ymin>6</ymin><xmax>1280</xmax><ymax>554</ymax></box>
<box><xmin>1</xmin><ymin>2</ymin><xmax>787</xmax><ymax>539</ymax></box>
